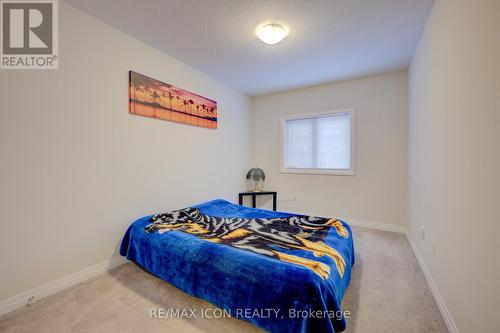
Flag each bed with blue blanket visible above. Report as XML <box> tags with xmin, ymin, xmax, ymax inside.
<box><xmin>120</xmin><ymin>199</ymin><xmax>355</xmax><ymax>333</ymax></box>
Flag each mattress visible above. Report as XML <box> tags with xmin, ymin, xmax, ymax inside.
<box><xmin>120</xmin><ymin>199</ymin><xmax>355</xmax><ymax>333</ymax></box>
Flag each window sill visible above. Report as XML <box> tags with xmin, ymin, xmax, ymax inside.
<box><xmin>280</xmin><ymin>168</ymin><xmax>355</xmax><ymax>176</ymax></box>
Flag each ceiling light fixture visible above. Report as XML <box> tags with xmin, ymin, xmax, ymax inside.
<box><xmin>256</xmin><ymin>23</ymin><xmax>289</xmax><ymax>45</ymax></box>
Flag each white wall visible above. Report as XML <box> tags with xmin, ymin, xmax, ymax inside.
<box><xmin>408</xmin><ymin>0</ymin><xmax>500</xmax><ymax>331</ymax></box>
<box><xmin>251</xmin><ymin>71</ymin><xmax>408</xmax><ymax>227</ymax></box>
<box><xmin>0</xmin><ymin>2</ymin><xmax>251</xmax><ymax>301</ymax></box>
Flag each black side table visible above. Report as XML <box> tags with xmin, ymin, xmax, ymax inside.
<box><xmin>238</xmin><ymin>191</ymin><xmax>277</xmax><ymax>211</ymax></box>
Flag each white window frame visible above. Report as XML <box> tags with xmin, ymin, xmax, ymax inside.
<box><xmin>280</xmin><ymin>108</ymin><xmax>356</xmax><ymax>176</ymax></box>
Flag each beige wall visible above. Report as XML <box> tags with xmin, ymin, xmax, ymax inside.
<box><xmin>0</xmin><ymin>2</ymin><xmax>251</xmax><ymax>301</ymax></box>
<box><xmin>251</xmin><ymin>71</ymin><xmax>408</xmax><ymax>227</ymax></box>
<box><xmin>408</xmin><ymin>0</ymin><xmax>500</xmax><ymax>331</ymax></box>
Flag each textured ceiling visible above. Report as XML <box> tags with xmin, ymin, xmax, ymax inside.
<box><xmin>64</xmin><ymin>0</ymin><xmax>434</xmax><ymax>96</ymax></box>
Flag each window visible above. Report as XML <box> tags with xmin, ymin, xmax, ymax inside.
<box><xmin>281</xmin><ymin>109</ymin><xmax>355</xmax><ymax>175</ymax></box>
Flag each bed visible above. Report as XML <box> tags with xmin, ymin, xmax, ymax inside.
<box><xmin>120</xmin><ymin>199</ymin><xmax>355</xmax><ymax>333</ymax></box>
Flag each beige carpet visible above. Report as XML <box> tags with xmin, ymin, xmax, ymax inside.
<box><xmin>0</xmin><ymin>227</ymin><xmax>448</xmax><ymax>333</ymax></box>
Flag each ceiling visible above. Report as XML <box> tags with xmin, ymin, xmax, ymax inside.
<box><xmin>64</xmin><ymin>0</ymin><xmax>434</xmax><ymax>96</ymax></box>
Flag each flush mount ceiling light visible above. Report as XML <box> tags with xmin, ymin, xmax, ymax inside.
<box><xmin>256</xmin><ymin>23</ymin><xmax>289</xmax><ymax>45</ymax></box>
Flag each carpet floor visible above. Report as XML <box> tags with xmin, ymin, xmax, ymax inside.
<box><xmin>0</xmin><ymin>227</ymin><xmax>448</xmax><ymax>333</ymax></box>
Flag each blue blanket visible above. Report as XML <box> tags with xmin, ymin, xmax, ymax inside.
<box><xmin>120</xmin><ymin>199</ymin><xmax>355</xmax><ymax>333</ymax></box>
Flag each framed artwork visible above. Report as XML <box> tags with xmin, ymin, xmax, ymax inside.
<box><xmin>129</xmin><ymin>71</ymin><xmax>217</xmax><ymax>129</ymax></box>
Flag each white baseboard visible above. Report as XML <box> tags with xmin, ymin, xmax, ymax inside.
<box><xmin>343</xmin><ymin>217</ymin><xmax>458</xmax><ymax>332</ymax></box>
<box><xmin>0</xmin><ymin>256</ymin><xmax>128</xmax><ymax>317</ymax></box>
<box><xmin>342</xmin><ymin>217</ymin><xmax>407</xmax><ymax>234</ymax></box>
<box><xmin>405</xmin><ymin>233</ymin><xmax>459</xmax><ymax>333</ymax></box>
